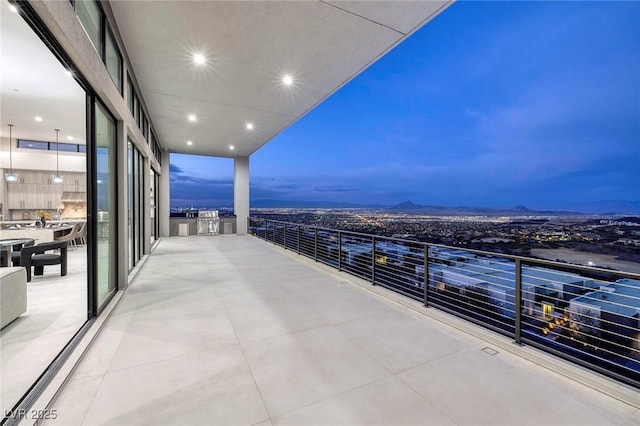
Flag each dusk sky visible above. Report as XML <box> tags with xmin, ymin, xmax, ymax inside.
<box><xmin>170</xmin><ymin>1</ymin><xmax>640</xmax><ymax>210</ymax></box>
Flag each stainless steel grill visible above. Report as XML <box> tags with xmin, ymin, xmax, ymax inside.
<box><xmin>197</xmin><ymin>210</ymin><xmax>219</xmax><ymax>235</ymax></box>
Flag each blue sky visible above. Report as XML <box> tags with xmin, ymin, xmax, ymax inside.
<box><xmin>171</xmin><ymin>1</ymin><xmax>640</xmax><ymax>210</ymax></box>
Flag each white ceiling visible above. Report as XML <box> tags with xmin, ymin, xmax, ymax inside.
<box><xmin>110</xmin><ymin>0</ymin><xmax>451</xmax><ymax>158</ymax></box>
<box><xmin>0</xmin><ymin>0</ymin><xmax>87</xmax><ymax>145</ymax></box>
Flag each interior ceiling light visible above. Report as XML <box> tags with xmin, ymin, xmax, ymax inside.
<box><xmin>34</xmin><ymin>116</ymin><xmax>43</xmax><ymax>122</ymax></box>
<box><xmin>187</xmin><ymin>140</ymin><xmax>193</xmax><ymax>146</ymax></box>
<box><xmin>67</xmin><ymin>135</ymin><xmax>74</xmax><ymax>140</ymax></box>
<box><xmin>188</xmin><ymin>114</ymin><xmax>197</xmax><ymax>122</ymax></box>
<box><xmin>193</xmin><ymin>54</ymin><xmax>205</xmax><ymax>65</ymax></box>
<box><xmin>52</xmin><ymin>129</ymin><xmax>64</xmax><ymax>184</ymax></box>
<box><xmin>9</xmin><ymin>4</ymin><xmax>18</xmax><ymax>13</ymax></box>
<box><xmin>4</xmin><ymin>124</ymin><xmax>18</xmax><ymax>183</ymax></box>
<box><xmin>246</xmin><ymin>123</ymin><xmax>254</xmax><ymax>130</ymax></box>
<box><xmin>282</xmin><ymin>75</ymin><xmax>293</xmax><ymax>86</ymax></box>
<box><xmin>229</xmin><ymin>145</ymin><xmax>235</xmax><ymax>150</ymax></box>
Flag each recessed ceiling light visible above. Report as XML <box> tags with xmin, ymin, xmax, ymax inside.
<box><xmin>67</xmin><ymin>135</ymin><xmax>74</xmax><ymax>141</ymax></box>
<box><xmin>188</xmin><ymin>114</ymin><xmax>196</xmax><ymax>122</ymax></box>
<box><xmin>229</xmin><ymin>145</ymin><xmax>235</xmax><ymax>150</ymax></box>
<box><xmin>282</xmin><ymin>75</ymin><xmax>293</xmax><ymax>86</ymax></box>
<box><xmin>9</xmin><ymin>4</ymin><xmax>18</xmax><ymax>13</ymax></box>
<box><xmin>193</xmin><ymin>54</ymin><xmax>205</xmax><ymax>65</ymax></box>
<box><xmin>187</xmin><ymin>140</ymin><xmax>193</xmax><ymax>146</ymax></box>
<box><xmin>246</xmin><ymin>123</ymin><xmax>254</xmax><ymax>130</ymax></box>
<box><xmin>65</xmin><ymin>70</ymin><xmax>73</xmax><ymax>77</ymax></box>
<box><xmin>34</xmin><ymin>116</ymin><xmax>43</xmax><ymax>122</ymax></box>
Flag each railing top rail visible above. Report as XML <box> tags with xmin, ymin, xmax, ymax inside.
<box><xmin>250</xmin><ymin>217</ymin><xmax>640</xmax><ymax>280</ymax></box>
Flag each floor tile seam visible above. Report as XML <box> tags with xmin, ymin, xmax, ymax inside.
<box><xmin>64</xmin><ymin>303</ymin><xmax>138</xmax><ymax>385</ymax></box>
<box><xmin>100</xmin><ymin>283</ymin><xmax>223</xmax><ymax>374</ymax></box>
<box><xmin>98</xmin><ymin>304</ymin><xmax>140</xmax><ymax>376</ymax></box>
<box><xmin>395</xmin><ymin>373</ymin><xmax>461</xmax><ymax>426</ymax></box>
<box><xmin>225</xmin><ymin>294</ymin><xmax>335</xmax><ymax>328</ymax></box>
<box><xmin>228</xmin><ymin>306</ymin><xmax>274</xmax><ymax>423</ymax></box>
<box><xmin>330</xmin><ymin>319</ymin><xmax>397</xmax><ymax>377</ymax></box>
<box><xmin>127</xmin><ymin>302</ymin><xmax>231</xmax><ymax>323</ymax></box>
<box><xmin>102</xmin><ymin>340</ymin><xmax>242</xmax><ymax>376</ymax></box>
<box><xmin>333</xmin><ymin>312</ymin><xmax>476</xmax><ymax>377</ymax></box>
<box><xmin>234</xmin><ymin>319</ymin><xmax>340</xmax><ymax>346</ymax></box>
<box><xmin>385</xmin><ymin>346</ymin><xmax>478</xmax><ymax>377</ymax></box>
<box><xmin>267</xmin><ymin>372</ymin><xmax>402</xmax><ymax>422</ymax></box>
<box><xmin>237</xmin><ymin>320</ymin><xmax>344</xmax><ymax>351</ymax></box>
<box><xmin>77</xmin><ymin>372</ymin><xmax>107</xmax><ymax>426</ymax></box>
<box><xmin>625</xmin><ymin>409</ymin><xmax>640</xmax><ymax>425</ymax></box>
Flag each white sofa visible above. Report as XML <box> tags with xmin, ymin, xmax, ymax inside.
<box><xmin>1</xmin><ymin>267</ymin><xmax>27</xmax><ymax>329</ymax></box>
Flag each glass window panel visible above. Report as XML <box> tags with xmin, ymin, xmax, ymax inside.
<box><xmin>95</xmin><ymin>102</ymin><xmax>117</xmax><ymax>308</ymax></box>
<box><xmin>17</xmin><ymin>140</ymin><xmax>48</xmax><ymax>150</ymax></box>
<box><xmin>105</xmin><ymin>29</ymin><xmax>122</xmax><ymax>92</ymax></box>
<box><xmin>76</xmin><ymin>0</ymin><xmax>102</xmax><ymax>54</ymax></box>
<box><xmin>52</xmin><ymin>142</ymin><xmax>79</xmax><ymax>152</ymax></box>
<box><xmin>150</xmin><ymin>171</ymin><xmax>157</xmax><ymax>243</ymax></box>
<box><xmin>128</xmin><ymin>141</ymin><xmax>134</xmax><ymax>270</ymax></box>
<box><xmin>133</xmin><ymin>148</ymin><xmax>140</xmax><ymax>264</ymax></box>
<box><xmin>127</xmin><ymin>77</ymin><xmax>134</xmax><ymax>113</ymax></box>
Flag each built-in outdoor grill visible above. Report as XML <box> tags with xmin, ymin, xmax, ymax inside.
<box><xmin>197</xmin><ymin>210</ymin><xmax>219</xmax><ymax>235</ymax></box>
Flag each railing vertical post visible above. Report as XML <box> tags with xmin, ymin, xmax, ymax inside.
<box><xmin>338</xmin><ymin>231</ymin><xmax>342</xmax><ymax>271</ymax></box>
<box><xmin>284</xmin><ymin>223</ymin><xmax>287</xmax><ymax>250</ymax></box>
<box><xmin>515</xmin><ymin>258</ymin><xmax>522</xmax><ymax>345</ymax></box>
<box><xmin>271</xmin><ymin>221</ymin><xmax>276</xmax><ymax>244</ymax></box>
<box><xmin>314</xmin><ymin>227</ymin><xmax>318</xmax><ymax>262</ymax></box>
<box><xmin>297</xmin><ymin>225</ymin><xmax>301</xmax><ymax>255</ymax></box>
<box><xmin>423</xmin><ymin>244</ymin><xmax>429</xmax><ymax>307</ymax></box>
<box><xmin>371</xmin><ymin>236</ymin><xmax>376</xmax><ymax>285</ymax></box>
<box><xmin>263</xmin><ymin>220</ymin><xmax>267</xmax><ymax>240</ymax></box>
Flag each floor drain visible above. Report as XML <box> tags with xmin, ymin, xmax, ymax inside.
<box><xmin>481</xmin><ymin>347</ymin><xmax>498</xmax><ymax>356</ymax></box>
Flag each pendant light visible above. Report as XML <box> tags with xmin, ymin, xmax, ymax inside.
<box><xmin>52</xmin><ymin>128</ymin><xmax>64</xmax><ymax>184</ymax></box>
<box><xmin>4</xmin><ymin>124</ymin><xmax>18</xmax><ymax>183</ymax></box>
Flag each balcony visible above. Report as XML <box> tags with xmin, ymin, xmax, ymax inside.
<box><xmin>45</xmin><ymin>233</ymin><xmax>638</xmax><ymax>425</ymax></box>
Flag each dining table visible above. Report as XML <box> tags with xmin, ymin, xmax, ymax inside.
<box><xmin>0</xmin><ymin>238</ymin><xmax>35</xmax><ymax>267</ymax></box>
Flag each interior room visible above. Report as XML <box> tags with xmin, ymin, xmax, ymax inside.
<box><xmin>0</xmin><ymin>0</ymin><xmax>88</xmax><ymax>415</ymax></box>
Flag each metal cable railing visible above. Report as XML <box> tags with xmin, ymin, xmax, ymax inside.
<box><xmin>249</xmin><ymin>217</ymin><xmax>640</xmax><ymax>388</ymax></box>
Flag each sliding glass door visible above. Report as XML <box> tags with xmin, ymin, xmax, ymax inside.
<box><xmin>95</xmin><ymin>102</ymin><xmax>116</xmax><ymax>308</ymax></box>
<box><xmin>128</xmin><ymin>140</ymin><xmax>145</xmax><ymax>270</ymax></box>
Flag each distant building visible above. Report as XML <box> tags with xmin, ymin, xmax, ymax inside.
<box><xmin>569</xmin><ymin>279</ymin><xmax>640</xmax><ymax>350</ymax></box>
<box><xmin>423</xmin><ymin>257</ymin><xmax>596</xmax><ymax>319</ymax></box>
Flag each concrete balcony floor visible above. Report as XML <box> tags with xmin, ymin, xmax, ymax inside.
<box><xmin>46</xmin><ymin>236</ymin><xmax>639</xmax><ymax>426</ymax></box>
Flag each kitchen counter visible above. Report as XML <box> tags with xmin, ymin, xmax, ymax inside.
<box><xmin>1</xmin><ymin>219</ymin><xmax>85</xmax><ymax>226</ymax></box>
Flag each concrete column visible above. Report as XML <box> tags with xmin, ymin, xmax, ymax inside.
<box><xmin>159</xmin><ymin>150</ymin><xmax>171</xmax><ymax>237</ymax></box>
<box><xmin>234</xmin><ymin>156</ymin><xmax>249</xmax><ymax>235</ymax></box>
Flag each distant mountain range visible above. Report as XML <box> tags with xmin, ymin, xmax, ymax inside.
<box><xmin>251</xmin><ymin>199</ymin><xmax>385</xmax><ymax>209</ymax></box>
<box><xmin>249</xmin><ymin>198</ymin><xmax>640</xmax><ymax>215</ymax></box>
<box><xmin>386</xmin><ymin>201</ymin><xmax>585</xmax><ymax>216</ymax></box>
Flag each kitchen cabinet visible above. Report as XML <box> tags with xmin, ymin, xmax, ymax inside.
<box><xmin>62</xmin><ymin>173</ymin><xmax>86</xmax><ymax>192</ymax></box>
<box><xmin>7</xmin><ymin>183</ymin><xmax>63</xmax><ymax>209</ymax></box>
